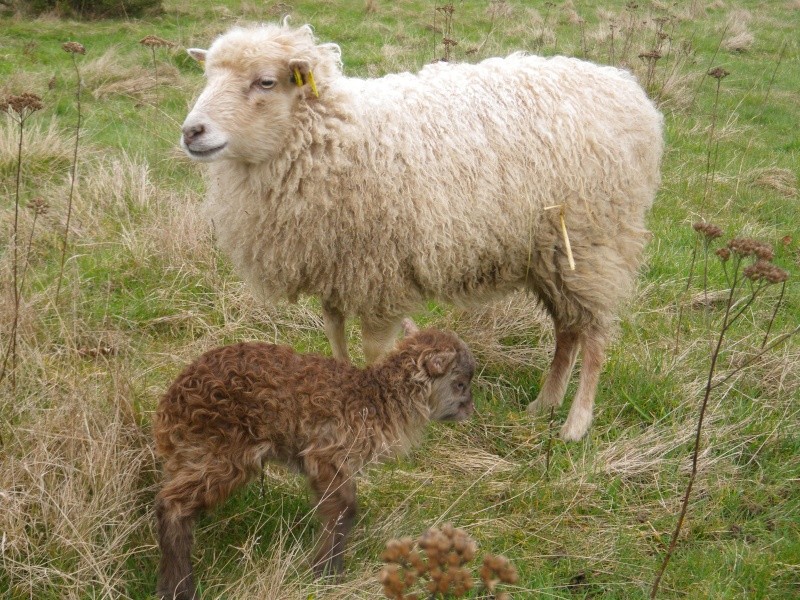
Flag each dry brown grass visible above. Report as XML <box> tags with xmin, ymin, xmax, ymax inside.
<box><xmin>722</xmin><ymin>9</ymin><xmax>755</xmax><ymax>52</ymax></box>
<box><xmin>0</xmin><ymin>113</ymin><xmax>75</xmax><ymax>180</ymax></box>
<box><xmin>748</xmin><ymin>166</ymin><xmax>798</xmax><ymax>197</ymax></box>
<box><xmin>80</xmin><ymin>47</ymin><xmax>183</xmax><ymax>101</ymax></box>
<box><xmin>0</xmin><ymin>364</ymin><xmax>155</xmax><ymax>598</ymax></box>
<box><xmin>438</xmin><ymin>292</ymin><xmax>551</xmax><ymax>370</ymax></box>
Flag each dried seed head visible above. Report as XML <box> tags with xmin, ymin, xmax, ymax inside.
<box><xmin>742</xmin><ymin>261</ymin><xmax>789</xmax><ymax>284</ymax></box>
<box><xmin>62</xmin><ymin>41</ymin><xmax>86</xmax><ymax>54</ymax></box>
<box><xmin>727</xmin><ymin>237</ymin><xmax>761</xmax><ymax>257</ymax></box>
<box><xmin>715</xmin><ymin>247</ymin><xmax>731</xmax><ymax>262</ymax></box>
<box><xmin>639</xmin><ymin>50</ymin><xmax>662</xmax><ymax>60</ymax></box>
<box><xmin>380</xmin><ymin>536</ymin><xmax>423</xmax><ymax>598</ymax></box>
<box><xmin>139</xmin><ymin>35</ymin><xmax>175</xmax><ymax>48</ymax></box>
<box><xmin>708</xmin><ymin>66</ymin><xmax>730</xmax><ymax>79</ymax></box>
<box><xmin>480</xmin><ymin>554</ymin><xmax>519</xmax><ymax>592</ymax></box>
<box><xmin>29</xmin><ymin>197</ymin><xmax>49</xmax><ymax>216</ymax></box>
<box><xmin>743</xmin><ymin>261</ymin><xmax>770</xmax><ymax>282</ymax></box>
<box><xmin>1</xmin><ymin>92</ymin><xmax>43</xmax><ymax>115</ymax></box>
<box><xmin>754</xmin><ymin>243</ymin><xmax>774</xmax><ymax>262</ymax></box>
<box><xmin>693</xmin><ymin>221</ymin><xmax>723</xmax><ymax>240</ymax></box>
<box><xmin>766</xmin><ymin>266</ymin><xmax>789</xmax><ymax>284</ymax></box>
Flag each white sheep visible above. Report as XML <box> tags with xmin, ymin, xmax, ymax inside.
<box><xmin>180</xmin><ymin>22</ymin><xmax>664</xmax><ymax>441</ymax></box>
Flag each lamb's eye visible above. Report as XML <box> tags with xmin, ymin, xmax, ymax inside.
<box><xmin>456</xmin><ymin>382</ymin><xmax>466</xmax><ymax>392</ymax></box>
<box><xmin>256</xmin><ymin>78</ymin><xmax>276</xmax><ymax>90</ymax></box>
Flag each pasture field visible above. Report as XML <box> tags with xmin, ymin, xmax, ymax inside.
<box><xmin>1</xmin><ymin>1</ymin><xmax>798</xmax><ymax>598</ymax></box>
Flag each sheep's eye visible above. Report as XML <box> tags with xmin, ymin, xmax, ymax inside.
<box><xmin>456</xmin><ymin>382</ymin><xmax>466</xmax><ymax>392</ymax></box>
<box><xmin>256</xmin><ymin>78</ymin><xmax>276</xmax><ymax>90</ymax></box>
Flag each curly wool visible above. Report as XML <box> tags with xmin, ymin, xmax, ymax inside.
<box><xmin>200</xmin><ymin>25</ymin><xmax>663</xmax><ymax>330</ymax></box>
<box><xmin>153</xmin><ymin>326</ymin><xmax>475</xmax><ymax>598</ymax></box>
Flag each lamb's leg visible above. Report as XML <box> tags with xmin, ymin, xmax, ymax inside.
<box><xmin>322</xmin><ymin>303</ymin><xmax>349</xmax><ymax>362</ymax></box>
<box><xmin>560</xmin><ymin>328</ymin><xmax>606</xmax><ymax>441</ymax></box>
<box><xmin>156</xmin><ymin>460</ymin><xmax>253</xmax><ymax>599</ymax></box>
<box><xmin>361</xmin><ymin>317</ymin><xmax>403</xmax><ymax>364</ymax></box>
<box><xmin>306</xmin><ymin>459</ymin><xmax>357</xmax><ymax>577</ymax></box>
<box><xmin>527</xmin><ymin>326</ymin><xmax>580</xmax><ymax>414</ymax></box>
<box><xmin>155</xmin><ymin>489</ymin><xmax>201</xmax><ymax>600</ymax></box>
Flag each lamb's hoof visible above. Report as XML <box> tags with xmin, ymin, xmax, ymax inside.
<box><xmin>559</xmin><ymin>412</ymin><xmax>592</xmax><ymax>441</ymax></box>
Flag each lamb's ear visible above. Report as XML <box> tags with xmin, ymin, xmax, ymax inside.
<box><xmin>423</xmin><ymin>349</ymin><xmax>457</xmax><ymax>377</ymax></box>
<box><xmin>187</xmin><ymin>48</ymin><xmax>207</xmax><ymax>63</ymax></box>
<box><xmin>402</xmin><ymin>318</ymin><xmax>419</xmax><ymax>337</ymax></box>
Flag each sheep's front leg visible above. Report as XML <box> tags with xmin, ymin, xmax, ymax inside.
<box><xmin>306</xmin><ymin>459</ymin><xmax>357</xmax><ymax>577</ymax></box>
<box><xmin>527</xmin><ymin>325</ymin><xmax>580</xmax><ymax>414</ymax></box>
<box><xmin>322</xmin><ymin>303</ymin><xmax>349</xmax><ymax>362</ymax></box>
<box><xmin>560</xmin><ymin>328</ymin><xmax>607</xmax><ymax>441</ymax></box>
<box><xmin>361</xmin><ymin>317</ymin><xmax>403</xmax><ymax>364</ymax></box>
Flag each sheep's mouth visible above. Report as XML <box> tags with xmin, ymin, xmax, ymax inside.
<box><xmin>184</xmin><ymin>143</ymin><xmax>228</xmax><ymax>160</ymax></box>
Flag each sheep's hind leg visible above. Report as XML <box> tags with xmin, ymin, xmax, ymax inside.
<box><xmin>527</xmin><ymin>326</ymin><xmax>580</xmax><ymax>414</ymax></box>
<box><xmin>361</xmin><ymin>317</ymin><xmax>403</xmax><ymax>364</ymax></box>
<box><xmin>560</xmin><ymin>328</ymin><xmax>606</xmax><ymax>441</ymax></box>
<box><xmin>323</xmin><ymin>303</ymin><xmax>349</xmax><ymax>362</ymax></box>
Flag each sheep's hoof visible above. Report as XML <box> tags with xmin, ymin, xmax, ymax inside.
<box><xmin>559</xmin><ymin>413</ymin><xmax>592</xmax><ymax>442</ymax></box>
<box><xmin>526</xmin><ymin>395</ymin><xmax>559</xmax><ymax>415</ymax></box>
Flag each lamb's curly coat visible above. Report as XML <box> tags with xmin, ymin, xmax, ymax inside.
<box><xmin>154</xmin><ymin>324</ymin><xmax>475</xmax><ymax>599</ymax></box>
<box><xmin>181</xmin><ymin>22</ymin><xmax>664</xmax><ymax>440</ymax></box>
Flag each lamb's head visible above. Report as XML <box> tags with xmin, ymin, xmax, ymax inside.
<box><xmin>399</xmin><ymin>319</ymin><xmax>476</xmax><ymax>422</ymax></box>
<box><xmin>181</xmin><ymin>23</ymin><xmax>341</xmax><ymax>163</ymax></box>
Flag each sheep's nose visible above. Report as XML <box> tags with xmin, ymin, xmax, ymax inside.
<box><xmin>182</xmin><ymin>123</ymin><xmax>205</xmax><ymax>144</ymax></box>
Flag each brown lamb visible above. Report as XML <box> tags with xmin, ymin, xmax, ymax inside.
<box><xmin>154</xmin><ymin>320</ymin><xmax>476</xmax><ymax>600</ymax></box>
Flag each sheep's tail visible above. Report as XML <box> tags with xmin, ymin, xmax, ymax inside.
<box><xmin>155</xmin><ymin>494</ymin><xmax>198</xmax><ymax>600</ymax></box>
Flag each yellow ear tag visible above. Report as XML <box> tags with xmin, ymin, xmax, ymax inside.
<box><xmin>307</xmin><ymin>70</ymin><xmax>319</xmax><ymax>98</ymax></box>
<box><xmin>293</xmin><ymin>67</ymin><xmax>319</xmax><ymax>98</ymax></box>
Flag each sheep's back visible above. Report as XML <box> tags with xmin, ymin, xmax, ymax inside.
<box><xmin>207</xmin><ymin>53</ymin><xmax>663</xmax><ymax>318</ymax></box>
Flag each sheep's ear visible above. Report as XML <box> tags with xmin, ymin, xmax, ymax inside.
<box><xmin>289</xmin><ymin>58</ymin><xmax>311</xmax><ymax>80</ymax></box>
<box><xmin>401</xmin><ymin>318</ymin><xmax>419</xmax><ymax>337</ymax></box>
<box><xmin>424</xmin><ymin>349</ymin><xmax>457</xmax><ymax>377</ymax></box>
<box><xmin>187</xmin><ymin>48</ymin><xmax>208</xmax><ymax>63</ymax></box>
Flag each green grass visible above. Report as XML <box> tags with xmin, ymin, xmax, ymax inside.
<box><xmin>1</xmin><ymin>1</ymin><xmax>799</xmax><ymax>598</ymax></box>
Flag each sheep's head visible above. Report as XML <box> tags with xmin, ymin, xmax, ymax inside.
<box><xmin>401</xmin><ymin>319</ymin><xmax>477</xmax><ymax>422</ymax></box>
<box><xmin>181</xmin><ymin>23</ymin><xmax>341</xmax><ymax>163</ymax></box>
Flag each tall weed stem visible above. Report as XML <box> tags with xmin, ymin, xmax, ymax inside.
<box><xmin>55</xmin><ymin>44</ymin><xmax>85</xmax><ymax>304</ymax></box>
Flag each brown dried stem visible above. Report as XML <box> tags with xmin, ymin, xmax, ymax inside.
<box><xmin>55</xmin><ymin>47</ymin><xmax>84</xmax><ymax>304</ymax></box>
<box><xmin>0</xmin><ymin>93</ymin><xmax>42</xmax><ymax>390</ymax></box>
